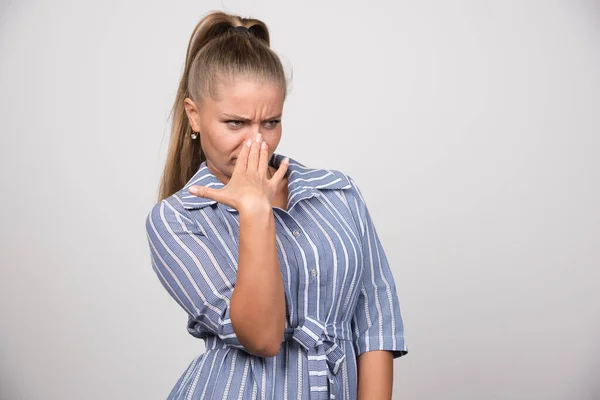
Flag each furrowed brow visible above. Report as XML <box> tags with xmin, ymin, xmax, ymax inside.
<box><xmin>222</xmin><ymin>113</ymin><xmax>282</xmax><ymax>122</ymax></box>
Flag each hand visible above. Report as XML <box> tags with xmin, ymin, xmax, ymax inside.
<box><xmin>188</xmin><ymin>132</ymin><xmax>289</xmax><ymax>214</ymax></box>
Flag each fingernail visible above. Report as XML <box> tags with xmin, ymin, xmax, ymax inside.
<box><xmin>189</xmin><ymin>187</ymin><xmax>198</xmax><ymax>195</ymax></box>
<box><xmin>261</xmin><ymin>141</ymin><xmax>267</xmax><ymax>149</ymax></box>
<box><xmin>246</xmin><ymin>139</ymin><xmax>252</xmax><ymax>147</ymax></box>
<box><xmin>282</xmin><ymin>157</ymin><xmax>289</xmax><ymax>164</ymax></box>
<box><xmin>255</xmin><ymin>132</ymin><xmax>262</xmax><ymax>142</ymax></box>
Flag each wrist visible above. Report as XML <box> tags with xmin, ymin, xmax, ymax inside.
<box><xmin>238</xmin><ymin>198</ymin><xmax>272</xmax><ymax>217</ymax></box>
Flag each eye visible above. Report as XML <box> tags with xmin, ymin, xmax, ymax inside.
<box><xmin>225</xmin><ymin>120</ymin><xmax>244</xmax><ymax>128</ymax></box>
<box><xmin>263</xmin><ymin>119</ymin><xmax>281</xmax><ymax>129</ymax></box>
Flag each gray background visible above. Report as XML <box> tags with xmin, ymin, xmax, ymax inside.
<box><xmin>1</xmin><ymin>1</ymin><xmax>599</xmax><ymax>399</ymax></box>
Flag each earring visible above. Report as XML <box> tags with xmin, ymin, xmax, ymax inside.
<box><xmin>191</xmin><ymin>131</ymin><xmax>198</xmax><ymax>139</ymax></box>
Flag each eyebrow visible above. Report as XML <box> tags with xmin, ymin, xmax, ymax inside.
<box><xmin>222</xmin><ymin>113</ymin><xmax>282</xmax><ymax>122</ymax></box>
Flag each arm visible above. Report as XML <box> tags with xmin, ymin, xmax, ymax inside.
<box><xmin>346</xmin><ymin>176</ymin><xmax>408</xmax><ymax>398</ymax></box>
<box><xmin>146</xmin><ymin>196</ymin><xmax>285</xmax><ymax>358</ymax></box>
<box><xmin>357</xmin><ymin>350</ymin><xmax>394</xmax><ymax>400</ymax></box>
<box><xmin>231</xmin><ymin>201</ymin><xmax>286</xmax><ymax>357</ymax></box>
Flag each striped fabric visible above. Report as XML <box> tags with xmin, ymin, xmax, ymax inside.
<box><xmin>145</xmin><ymin>153</ymin><xmax>408</xmax><ymax>400</ymax></box>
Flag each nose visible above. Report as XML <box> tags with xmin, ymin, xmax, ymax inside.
<box><xmin>244</xmin><ymin>129</ymin><xmax>261</xmax><ymax>142</ymax></box>
<box><xmin>234</xmin><ymin>130</ymin><xmax>261</xmax><ymax>157</ymax></box>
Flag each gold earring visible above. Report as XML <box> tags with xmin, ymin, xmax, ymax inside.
<box><xmin>191</xmin><ymin>131</ymin><xmax>198</xmax><ymax>139</ymax></box>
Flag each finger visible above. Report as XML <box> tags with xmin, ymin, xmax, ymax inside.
<box><xmin>188</xmin><ymin>185</ymin><xmax>224</xmax><ymax>203</ymax></box>
<box><xmin>258</xmin><ymin>140</ymin><xmax>269</xmax><ymax>177</ymax></box>
<box><xmin>270</xmin><ymin>157</ymin><xmax>289</xmax><ymax>183</ymax></box>
<box><xmin>234</xmin><ymin>138</ymin><xmax>252</xmax><ymax>175</ymax></box>
<box><xmin>246</xmin><ymin>132</ymin><xmax>262</xmax><ymax>173</ymax></box>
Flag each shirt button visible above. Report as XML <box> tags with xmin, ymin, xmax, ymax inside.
<box><xmin>310</xmin><ymin>269</ymin><xmax>317</xmax><ymax>277</ymax></box>
<box><xmin>292</xmin><ymin>230</ymin><xmax>300</xmax><ymax>237</ymax></box>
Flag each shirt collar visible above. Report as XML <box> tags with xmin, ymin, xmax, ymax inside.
<box><xmin>179</xmin><ymin>152</ymin><xmax>351</xmax><ymax>212</ymax></box>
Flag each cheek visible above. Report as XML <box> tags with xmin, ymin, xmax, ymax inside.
<box><xmin>265</xmin><ymin>130</ymin><xmax>282</xmax><ymax>150</ymax></box>
<box><xmin>200</xmin><ymin>130</ymin><xmax>242</xmax><ymax>163</ymax></box>
<box><xmin>202</xmin><ymin>127</ymin><xmax>238</xmax><ymax>150</ymax></box>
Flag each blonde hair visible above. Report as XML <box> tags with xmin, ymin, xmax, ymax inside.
<box><xmin>157</xmin><ymin>11</ymin><xmax>288</xmax><ymax>201</ymax></box>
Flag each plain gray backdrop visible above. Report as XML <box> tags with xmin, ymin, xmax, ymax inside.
<box><xmin>1</xmin><ymin>1</ymin><xmax>599</xmax><ymax>399</ymax></box>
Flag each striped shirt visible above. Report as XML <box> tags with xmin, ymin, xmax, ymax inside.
<box><xmin>145</xmin><ymin>152</ymin><xmax>408</xmax><ymax>400</ymax></box>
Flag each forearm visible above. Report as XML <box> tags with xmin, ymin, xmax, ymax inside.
<box><xmin>357</xmin><ymin>350</ymin><xmax>394</xmax><ymax>400</ymax></box>
<box><xmin>230</xmin><ymin>201</ymin><xmax>286</xmax><ymax>357</ymax></box>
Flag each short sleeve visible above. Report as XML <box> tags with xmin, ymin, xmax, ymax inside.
<box><xmin>145</xmin><ymin>197</ymin><xmax>248</xmax><ymax>352</ymax></box>
<box><xmin>346</xmin><ymin>176</ymin><xmax>408</xmax><ymax>359</ymax></box>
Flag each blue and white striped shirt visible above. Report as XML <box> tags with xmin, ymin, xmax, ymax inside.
<box><xmin>145</xmin><ymin>152</ymin><xmax>408</xmax><ymax>400</ymax></box>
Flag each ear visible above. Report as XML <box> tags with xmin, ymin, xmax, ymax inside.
<box><xmin>183</xmin><ymin>98</ymin><xmax>201</xmax><ymax>132</ymax></box>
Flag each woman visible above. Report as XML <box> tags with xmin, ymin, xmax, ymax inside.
<box><xmin>145</xmin><ymin>11</ymin><xmax>408</xmax><ymax>400</ymax></box>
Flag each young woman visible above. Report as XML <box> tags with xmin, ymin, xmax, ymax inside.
<box><xmin>146</xmin><ymin>11</ymin><xmax>408</xmax><ymax>400</ymax></box>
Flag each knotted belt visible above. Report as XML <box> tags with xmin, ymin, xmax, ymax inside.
<box><xmin>283</xmin><ymin>316</ymin><xmax>353</xmax><ymax>400</ymax></box>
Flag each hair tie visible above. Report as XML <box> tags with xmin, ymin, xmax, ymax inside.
<box><xmin>232</xmin><ymin>25</ymin><xmax>249</xmax><ymax>33</ymax></box>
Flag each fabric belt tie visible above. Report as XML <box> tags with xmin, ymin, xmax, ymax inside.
<box><xmin>283</xmin><ymin>316</ymin><xmax>352</xmax><ymax>400</ymax></box>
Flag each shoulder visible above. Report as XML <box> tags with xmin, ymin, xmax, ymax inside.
<box><xmin>145</xmin><ymin>191</ymin><xmax>201</xmax><ymax>236</ymax></box>
<box><xmin>146</xmin><ymin>190</ymin><xmax>188</xmax><ymax>220</ymax></box>
<box><xmin>284</xmin><ymin>154</ymin><xmax>356</xmax><ymax>192</ymax></box>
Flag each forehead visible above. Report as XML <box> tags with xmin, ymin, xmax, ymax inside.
<box><xmin>209</xmin><ymin>77</ymin><xmax>284</xmax><ymax>115</ymax></box>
